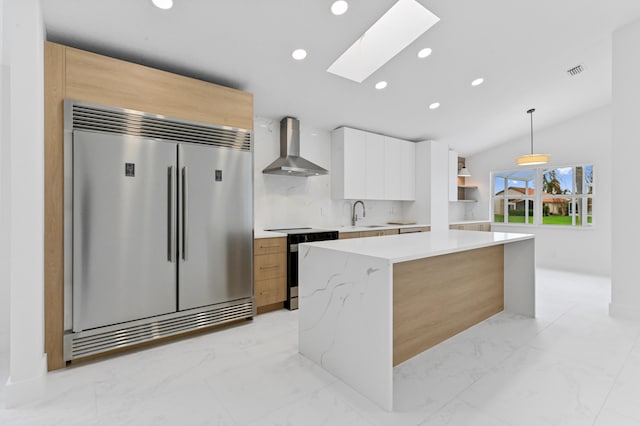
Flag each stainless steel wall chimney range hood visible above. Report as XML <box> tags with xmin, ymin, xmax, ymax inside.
<box><xmin>262</xmin><ymin>117</ymin><xmax>328</xmax><ymax>177</ymax></box>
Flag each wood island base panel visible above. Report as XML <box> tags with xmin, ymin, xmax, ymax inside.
<box><xmin>298</xmin><ymin>230</ymin><xmax>535</xmax><ymax>411</ymax></box>
<box><xmin>393</xmin><ymin>245</ymin><xmax>504</xmax><ymax>366</ymax></box>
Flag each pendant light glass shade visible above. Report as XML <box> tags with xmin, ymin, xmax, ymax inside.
<box><xmin>516</xmin><ymin>153</ymin><xmax>550</xmax><ymax>166</ymax></box>
<box><xmin>517</xmin><ymin>108</ymin><xmax>550</xmax><ymax>166</ymax></box>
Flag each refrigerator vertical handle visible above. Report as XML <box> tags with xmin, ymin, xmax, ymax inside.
<box><xmin>167</xmin><ymin>166</ymin><xmax>174</xmax><ymax>262</ymax></box>
<box><xmin>182</xmin><ymin>166</ymin><xmax>188</xmax><ymax>261</ymax></box>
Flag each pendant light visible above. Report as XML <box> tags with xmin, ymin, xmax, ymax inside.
<box><xmin>457</xmin><ymin>166</ymin><xmax>471</xmax><ymax>177</ymax></box>
<box><xmin>516</xmin><ymin>108</ymin><xmax>550</xmax><ymax>166</ymax></box>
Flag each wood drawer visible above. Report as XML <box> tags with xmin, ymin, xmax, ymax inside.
<box><xmin>254</xmin><ymin>237</ymin><xmax>286</xmax><ymax>256</ymax></box>
<box><xmin>450</xmin><ymin>223</ymin><xmax>491</xmax><ymax>232</ymax></box>
<box><xmin>340</xmin><ymin>229</ymin><xmax>399</xmax><ymax>239</ymax></box>
<box><xmin>400</xmin><ymin>226</ymin><xmax>430</xmax><ymax>233</ymax></box>
<box><xmin>339</xmin><ymin>231</ymin><xmax>361</xmax><ymax>240</ymax></box>
<box><xmin>360</xmin><ymin>229</ymin><xmax>399</xmax><ymax>238</ymax></box>
<box><xmin>255</xmin><ymin>277</ymin><xmax>286</xmax><ymax>306</ymax></box>
<box><xmin>254</xmin><ymin>252</ymin><xmax>286</xmax><ymax>281</ymax></box>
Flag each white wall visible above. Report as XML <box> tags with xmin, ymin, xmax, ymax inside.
<box><xmin>466</xmin><ymin>105</ymin><xmax>612</xmax><ymax>276</ymax></box>
<box><xmin>3</xmin><ymin>0</ymin><xmax>47</xmax><ymax>407</ymax></box>
<box><xmin>611</xmin><ymin>18</ymin><xmax>640</xmax><ymax>318</ymax></box>
<box><xmin>253</xmin><ymin>117</ymin><xmax>410</xmax><ymax>229</ymax></box>
<box><xmin>0</xmin><ymin>0</ymin><xmax>9</xmax><ymax>362</ymax></box>
<box><xmin>402</xmin><ymin>140</ymin><xmax>452</xmax><ymax>229</ymax></box>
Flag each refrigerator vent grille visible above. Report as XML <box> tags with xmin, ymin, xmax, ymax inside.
<box><xmin>71</xmin><ymin>104</ymin><xmax>252</xmax><ymax>151</ymax></box>
<box><xmin>65</xmin><ymin>301</ymin><xmax>254</xmax><ymax>360</ymax></box>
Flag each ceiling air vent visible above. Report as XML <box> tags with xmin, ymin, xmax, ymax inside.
<box><xmin>566</xmin><ymin>64</ymin><xmax>585</xmax><ymax>77</ymax></box>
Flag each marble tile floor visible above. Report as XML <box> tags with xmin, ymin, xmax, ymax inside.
<box><xmin>1</xmin><ymin>268</ymin><xmax>640</xmax><ymax>425</ymax></box>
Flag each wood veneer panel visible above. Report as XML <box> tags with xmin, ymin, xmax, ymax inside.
<box><xmin>393</xmin><ymin>245</ymin><xmax>504</xmax><ymax>366</ymax></box>
<box><xmin>257</xmin><ymin>302</ymin><xmax>285</xmax><ymax>315</ymax></box>
<box><xmin>64</xmin><ymin>46</ymin><xmax>253</xmax><ymax>130</ymax></box>
<box><xmin>44</xmin><ymin>41</ymin><xmax>66</xmax><ymax>371</ymax></box>
<box><xmin>254</xmin><ymin>277</ymin><xmax>287</xmax><ymax>307</ymax></box>
<box><xmin>339</xmin><ymin>232</ymin><xmax>361</xmax><ymax>239</ymax></box>
<box><xmin>254</xmin><ymin>237</ymin><xmax>287</xmax><ymax>308</ymax></box>
<box><xmin>254</xmin><ymin>237</ymin><xmax>286</xmax><ymax>256</ymax></box>
<box><xmin>254</xmin><ymin>253</ymin><xmax>286</xmax><ymax>281</ymax></box>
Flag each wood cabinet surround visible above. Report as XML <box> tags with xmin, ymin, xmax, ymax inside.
<box><xmin>44</xmin><ymin>41</ymin><xmax>254</xmax><ymax>371</ymax></box>
<box><xmin>254</xmin><ymin>238</ymin><xmax>287</xmax><ymax>313</ymax></box>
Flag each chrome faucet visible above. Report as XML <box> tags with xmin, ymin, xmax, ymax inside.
<box><xmin>351</xmin><ymin>200</ymin><xmax>366</xmax><ymax>226</ymax></box>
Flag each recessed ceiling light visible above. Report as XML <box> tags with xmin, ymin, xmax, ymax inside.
<box><xmin>291</xmin><ymin>49</ymin><xmax>307</xmax><ymax>60</ymax></box>
<box><xmin>471</xmin><ymin>77</ymin><xmax>484</xmax><ymax>86</ymax></box>
<box><xmin>327</xmin><ymin>0</ymin><xmax>440</xmax><ymax>83</ymax></box>
<box><xmin>375</xmin><ymin>81</ymin><xmax>388</xmax><ymax>90</ymax></box>
<box><xmin>331</xmin><ymin>1</ymin><xmax>349</xmax><ymax>15</ymax></box>
<box><xmin>417</xmin><ymin>48</ymin><xmax>432</xmax><ymax>58</ymax></box>
<box><xmin>152</xmin><ymin>0</ymin><xmax>173</xmax><ymax>10</ymax></box>
<box><xmin>429</xmin><ymin>102</ymin><xmax>440</xmax><ymax>110</ymax></box>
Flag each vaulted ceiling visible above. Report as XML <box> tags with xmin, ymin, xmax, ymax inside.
<box><xmin>42</xmin><ymin>0</ymin><xmax>640</xmax><ymax>155</ymax></box>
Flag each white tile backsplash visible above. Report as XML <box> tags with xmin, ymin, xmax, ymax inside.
<box><xmin>253</xmin><ymin>117</ymin><xmax>411</xmax><ymax>230</ymax></box>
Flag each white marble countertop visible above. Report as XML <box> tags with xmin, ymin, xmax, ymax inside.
<box><xmin>254</xmin><ymin>221</ymin><xmax>489</xmax><ymax>239</ymax></box>
<box><xmin>254</xmin><ymin>230</ymin><xmax>287</xmax><ymax>239</ymax></box>
<box><xmin>300</xmin><ymin>229</ymin><xmax>533</xmax><ymax>263</ymax></box>
<box><xmin>449</xmin><ymin>219</ymin><xmax>491</xmax><ymax>225</ymax></box>
<box><xmin>336</xmin><ymin>223</ymin><xmax>429</xmax><ymax>233</ymax></box>
<box><xmin>253</xmin><ymin>224</ymin><xmax>429</xmax><ymax>239</ymax></box>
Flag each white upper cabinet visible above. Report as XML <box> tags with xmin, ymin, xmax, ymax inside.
<box><xmin>384</xmin><ymin>136</ymin><xmax>403</xmax><ymax>200</ymax></box>
<box><xmin>332</xmin><ymin>127</ymin><xmax>415</xmax><ymax>200</ymax></box>
<box><xmin>384</xmin><ymin>137</ymin><xmax>415</xmax><ymax>200</ymax></box>
<box><xmin>342</xmin><ymin>128</ymin><xmax>367</xmax><ymax>199</ymax></box>
<box><xmin>400</xmin><ymin>140</ymin><xmax>416</xmax><ymax>200</ymax></box>
<box><xmin>365</xmin><ymin>132</ymin><xmax>385</xmax><ymax>199</ymax></box>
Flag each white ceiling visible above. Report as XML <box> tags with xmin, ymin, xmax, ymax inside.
<box><xmin>42</xmin><ymin>0</ymin><xmax>640</xmax><ymax>155</ymax></box>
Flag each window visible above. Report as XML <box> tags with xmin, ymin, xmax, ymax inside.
<box><xmin>492</xmin><ymin>169</ymin><xmax>536</xmax><ymax>224</ymax></box>
<box><xmin>492</xmin><ymin>165</ymin><xmax>593</xmax><ymax>227</ymax></box>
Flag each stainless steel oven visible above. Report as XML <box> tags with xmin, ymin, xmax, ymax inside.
<box><xmin>265</xmin><ymin>228</ymin><xmax>339</xmax><ymax>310</ymax></box>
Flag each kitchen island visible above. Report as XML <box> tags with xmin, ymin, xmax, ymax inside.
<box><xmin>298</xmin><ymin>230</ymin><xmax>535</xmax><ymax>411</ymax></box>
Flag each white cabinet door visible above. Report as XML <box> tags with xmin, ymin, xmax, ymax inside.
<box><xmin>332</xmin><ymin>127</ymin><xmax>367</xmax><ymax>199</ymax></box>
<box><xmin>343</xmin><ymin>128</ymin><xmax>367</xmax><ymax>199</ymax></box>
<box><xmin>384</xmin><ymin>136</ymin><xmax>403</xmax><ymax>200</ymax></box>
<box><xmin>365</xmin><ymin>132</ymin><xmax>385</xmax><ymax>199</ymax></box>
<box><xmin>332</xmin><ymin>127</ymin><xmax>415</xmax><ymax>200</ymax></box>
<box><xmin>448</xmin><ymin>150</ymin><xmax>458</xmax><ymax>201</ymax></box>
<box><xmin>400</xmin><ymin>140</ymin><xmax>416</xmax><ymax>200</ymax></box>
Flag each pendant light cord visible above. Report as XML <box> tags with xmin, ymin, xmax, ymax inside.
<box><xmin>527</xmin><ymin>108</ymin><xmax>535</xmax><ymax>155</ymax></box>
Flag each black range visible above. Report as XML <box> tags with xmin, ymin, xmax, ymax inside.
<box><xmin>265</xmin><ymin>228</ymin><xmax>339</xmax><ymax>310</ymax></box>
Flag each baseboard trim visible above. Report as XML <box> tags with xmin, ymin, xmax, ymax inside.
<box><xmin>4</xmin><ymin>354</ymin><xmax>47</xmax><ymax>408</ymax></box>
<box><xmin>609</xmin><ymin>302</ymin><xmax>640</xmax><ymax>320</ymax></box>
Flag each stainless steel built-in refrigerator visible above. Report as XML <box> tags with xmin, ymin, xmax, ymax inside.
<box><xmin>64</xmin><ymin>101</ymin><xmax>254</xmax><ymax>360</ymax></box>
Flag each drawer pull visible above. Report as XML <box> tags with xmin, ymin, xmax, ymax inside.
<box><xmin>259</xmin><ymin>244</ymin><xmax>281</xmax><ymax>249</ymax></box>
<box><xmin>260</xmin><ymin>265</ymin><xmax>280</xmax><ymax>270</ymax></box>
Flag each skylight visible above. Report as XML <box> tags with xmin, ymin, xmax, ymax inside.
<box><xmin>327</xmin><ymin>0</ymin><xmax>440</xmax><ymax>83</ymax></box>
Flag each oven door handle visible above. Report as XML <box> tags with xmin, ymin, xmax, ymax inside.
<box><xmin>290</xmin><ymin>244</ymin><xmax>298</xmax><ymax>253</ymax></box>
